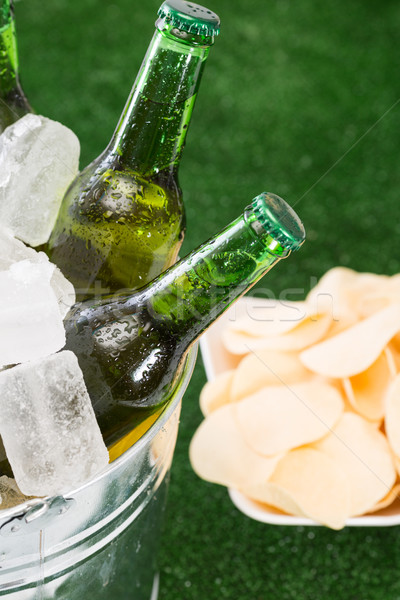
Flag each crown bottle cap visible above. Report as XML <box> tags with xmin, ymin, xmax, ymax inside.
<box><xmin>157</xmin><ymin>0</ymin><xmax>220</xmax><ymax>38</ymax></box>
<box><xmin>252</xmin><ymin>192</ymin><xmax>306</xmax><ymax>252</ymax></box>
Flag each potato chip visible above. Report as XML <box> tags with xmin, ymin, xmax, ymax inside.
<box><xmin>388</xmin><ymin>340</ymin><xmax>400</xmax><ymax>371</ymax></box>
<box><xmin>351</xmin><ymin>273</ymin><xmax>392</xmax><ymax>317</ymax></box>
<box><xmin>368</xmin><ymin>484</ymin><xmax>400</xmax><ymax>514</ymax></box>
<box><xmin>389</xmin><ymin>273</ymin><xmax>400</xmax><ymax>287</ymax></box>
<box><xmin>199</xmin><ymin>370</ymin><xmax>234</xmax><ymax>417</ymax></box>
<box><xmin>337</xmin><ymin>381</ymin><xmax>356</xmax><ymax>414</ymax></box>
<box><xmin>223</xmin><ymin>311</ymin><xmax>332</xmax><ymax>355</ymax></box>
<box><xmin>357</xmin><ymin>292</ymin><xmax>394</xmax><ymax>319</ymax></box>
<box><xmin>384</xmin><ymin>373</ymin><xmax>400</xmax><ymax>458</ymax></box>
<box><xmin>306</xmin><ymin>266</ymin><xmax>360</xmax><ymax>320</ymax></box>
<box><xmin>230</xmin><ymin>349</ymin><xmax>311</xmax><ymax>402</ymax></box>
<box><xmin>189</xmin><ymin>405</ymin><xmax>282</xmax><ymax>489</ymax></box>
<box><xmin>358</xmin><ymin>274</ymin><xmax>400</xmax><ymax>318</ymax></box>
<box><xmin>307</xmin><ymin>267</ymin><xmax>391</xmax><ymax>321</ymax></box>
<box><xmin>300</xmin><ymin>303</ymin><xmax>400</xmax><ymax>378</ymax></box>
<box><xmin>312</xmin><ymin>412</ymin><xmax>396</xmax><ymax>516</ymax></box>
<box><xmin>393</xmin><ymin>456</ymin><xmax>400</xmax><ymax>478</ymax></box>
<box><xmin>342</xmin><ymin>349</ymin><xmax>396</xmax><ymax>422</ymax></box>
<box><xmin>385</xmin><ymin>345</ymin><xmax>398</xmax><ymax>375</ymax></box>
<box><xmin>233</xmin><ymin>381</ymin><xmax>344</xmax><ymax>456</ymax></box>
<box><xmin>323</xmin><ymin>315</ymin><xmax>358</xmax><ymax>340</ymax></box>
<box><xmin>226</xmin><ymin>299</ymin><xmax>309</xmax><ymax>338</ymax></box>
<box><xmin>242</xmin><ymin>448</ymin><xmax>350</xmax><ymax>529</ymax></box>
<box><xmin>195</xmin><ymin>268</ymin><xmax>400</xmax><ymax>526</ymax></box>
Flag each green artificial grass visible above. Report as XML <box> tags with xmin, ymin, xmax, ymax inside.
<box><xmin>14</xmin><ymin>0</ymin><xmax>400</xmax><ymax>598</ymax></box>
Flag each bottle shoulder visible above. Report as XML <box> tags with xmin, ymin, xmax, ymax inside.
<box><xmin>62</xmin><ymin>154</ymin><xmax>184</xmax><ymax>220</ymax></box>
<box><xmin>64</xmin><ymin>295</ymin><xmax>183</xmax><ymax>410</ymax></box>
<box><xmin>65</xmin><ymin>292</ymin><xmax>181</xmax><ymax>352</ymax></box>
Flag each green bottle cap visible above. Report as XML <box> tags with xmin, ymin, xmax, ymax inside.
<box><xmin>158</xmin><ymin>0</ymin><xmax>220</xmax><ymax>38</ymax></box>
<box><xmin>252</xmin><ymin>192</ymin><xmax>306</xmax><ymax>252</ymax></box>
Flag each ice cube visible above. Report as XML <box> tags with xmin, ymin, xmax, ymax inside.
<box><xmin>0</xmin><ymin>227</ymin><xmax>75</xmax><ymax>317</ymax></box>
<box><xmin>0</xmin><ymin>351</ymin><xmax>109</xmax><ymax>496</ymax></box>
<box><xmin>0</xmin><ymin>226</ymin><xmax>38</xmax><ymax>269</ymax></box>
<box><xmin>0</xmin><ymin>114</ymin><xmax>80</xmax><ymax>246</ymax></box>
<box><xmin>49</xmin><ymin>265</ymin><xmax>76</xmax><ymax>318</ymax></box>
<box><xmin>0</xmin><ymin>260</ymin><xmax>66</xmax><ymax>367</ymax></box>
<box><xmin>0</xmin><ymin>475</ymin><xmax>31</xmax><ymax>509</ymax></box>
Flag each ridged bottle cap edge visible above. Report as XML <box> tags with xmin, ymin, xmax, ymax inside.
<box><xmin>252</xmin><ymin>192</ymin><xmax>306</xmax><ymax>252</ymax></box>
<box><xmin>157</xmin><ymin>1</ymin><xmax>220</xmax><ymax>37</ymax></box>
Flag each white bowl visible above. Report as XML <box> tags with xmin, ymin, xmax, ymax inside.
<box><xmin>200</xmin><ymin>296</ymin><xmax>400</xmax><ymax>527</ymax></box>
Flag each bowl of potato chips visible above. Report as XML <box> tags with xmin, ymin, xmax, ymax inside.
<box><xmin>190</xmin><ymin>267</ymin><xmax>400</xmax><ymax>529</ymax></box>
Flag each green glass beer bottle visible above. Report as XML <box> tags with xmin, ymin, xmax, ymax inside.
<box><xmin>47</xmin><ymin>1</ymin><xmax>220</xmax><ymax>299</ymax></box>
<box><xmin>0</xmin><ymin>0</ymin><xmax>31</xmax><ymax>133</ymax></box>
<box><xmin>64</xmin><ymin>193</ymin><xmax>306</xmax><ymax>447</ymax></box>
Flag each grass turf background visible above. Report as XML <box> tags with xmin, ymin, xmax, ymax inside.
<box><xmin>15</xmin><ymin>0</ymin><xmax>400</xmax><ymax>597</ymax></box>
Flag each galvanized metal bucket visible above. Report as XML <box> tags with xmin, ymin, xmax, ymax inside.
<box><xmin>0</xmin><ymin>347</ymin><xmax>197</xmax><ymax>599</ymax></box>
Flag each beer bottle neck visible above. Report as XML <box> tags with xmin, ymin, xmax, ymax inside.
<box><xmin>0</xmin><ymin>1</ymin><xmax>19</xmax><ymax>96</ymax></box>
<box><xmin>137</xmin><ymin>194</ymin><xmax>304</xmax><ymax>346</ymax></box>
<box><xmin>109</xmin><ymin>27</ymin><xmax>209</xmax><ymax>177</ymax></box>
<box><xmin>0</xmin><ymin>1</ymin><xmax>30</xmax><ymax>128</ymax></box>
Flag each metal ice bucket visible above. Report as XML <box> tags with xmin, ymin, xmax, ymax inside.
<box><xmin>0</xmin><ymin>346</ymin><xmax>197</xmax><ymax>599</ymax></box>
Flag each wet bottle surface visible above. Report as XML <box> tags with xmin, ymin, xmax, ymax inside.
<box><xmin>64</xmin><ymin>193</ymin><xmax>306</xmax><ymax>447</ymax></box>
<box><xmin>47</xmin><ymin>1</ymin><xmax>220</xmax><ymax>299</ymax></box>
<box><xmin>0</xmin><ymin>0</ymin><xmax>31</xmax><ymax>133</ymax></box>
